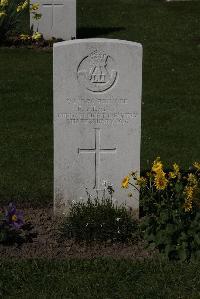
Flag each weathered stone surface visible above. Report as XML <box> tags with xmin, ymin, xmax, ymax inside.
<box><xmin>53</xmin><ymin>39</ymin><xmax>142</xmax><ymax>216</ymax></box>
<box><xmin>30</xmin><ymin>0</ymin><xmax>76</xmax><ymax>40</ymax></box>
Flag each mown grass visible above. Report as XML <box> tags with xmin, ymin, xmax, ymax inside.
<box><xmin>1</xmin><ymin>258</ymin><xmax>200</xmax><ymax>298</ymax></box>
<box><xmin>78</xmin><ymin>0</ymin><xmax>200</xmax><ymax>167</ymax></box>
<box><xmin>0</xmin><ymin>49</ymin><xmax>53</xmax><ymax>205</ymax></box>
<box><xmin>0</xmin><ymin>0</ymin><xmax>200</xmax><ymax>205</ymax></box>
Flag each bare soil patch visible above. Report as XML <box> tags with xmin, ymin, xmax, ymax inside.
<box><xmin>0</xmin><ymin>208</ymin><xmax>156</xmax><ymax>259</ymax></box>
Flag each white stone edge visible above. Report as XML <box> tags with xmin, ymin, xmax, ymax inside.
<box><xmin>53</xmin><ymin>38</ymin><xmax>142</xmax><ymax>48</ymax></box>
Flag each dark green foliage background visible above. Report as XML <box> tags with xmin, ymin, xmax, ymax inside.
<box><xmin>0</xmin><ymin>0</ymin><xmax>200</xmax><ymax>205</ymax></box>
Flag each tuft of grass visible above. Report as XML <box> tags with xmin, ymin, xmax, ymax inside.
<box><xmin>59</xmin><ymin>197</ymin><xmax>138</xmax><ymax>243</ymax></box>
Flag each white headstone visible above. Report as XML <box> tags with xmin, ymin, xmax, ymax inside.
<box><xmin>30</xmin><ymin>0</ymin><xmax>76</xmax><ymax>40</ymax></box>
<box><xmin>53</xmin><ymin>39</ymin><xmax>142</xmax><ymax>216</ymax></box>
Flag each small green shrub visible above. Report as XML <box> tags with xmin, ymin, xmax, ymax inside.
<box><xmin>122</xmin><ymin>158</ymin><xmax>200</xmax><ymax>261</ymax></box>
<box><xmin>60</xmin><ymin>186</ymin><xmax>138</xmax><ymax>243</ymax></box>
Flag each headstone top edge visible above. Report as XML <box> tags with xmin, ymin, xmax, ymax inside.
<box><xmin>53</xmin><ymin>38</ymin><xmax>142</xmax><ymax>49</ymax></box>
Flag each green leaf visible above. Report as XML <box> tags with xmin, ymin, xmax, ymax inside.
<box><xmin>175</xmin><ymin>182</ymin><xmax>183</xmax><ymax>193</ymax></box>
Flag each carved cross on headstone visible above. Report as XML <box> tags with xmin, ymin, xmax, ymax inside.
<box><xmin>78</xmin><ymin>128</ymin><xmax>117</xmax><ymax>190</ymax></box>
<box><xmin>42</xmin><ymin>0</ymin><xmax>64</xmax><ymax>29</ymax></box>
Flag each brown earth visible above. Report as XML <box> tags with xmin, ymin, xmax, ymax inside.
<box><xmin>0</xmin><ymin>208</ymin><xmax>156</xmax><ymax>259</ymax></box>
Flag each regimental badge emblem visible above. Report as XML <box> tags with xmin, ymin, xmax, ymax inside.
<box><xmin>77</xmin><ymin>50</ymin><xmax>118</xmax><ymax>92</ymax></box>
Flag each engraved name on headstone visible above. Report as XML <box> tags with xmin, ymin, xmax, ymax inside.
<box><xmin>30</xmin><ymin>0</ymin><xmax>76</xmax><ymax>40</ymax></box>
<box><xmin>54</xmin><ymin>39</ymin><xmax>142</xmax><ymax>215</ymax></box>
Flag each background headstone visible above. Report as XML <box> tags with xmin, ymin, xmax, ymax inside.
<box><xmin>54</xmin><ymin>39</ymin><xmax>142</xmax><ymax>216</ymax></box>
<box><xmin>30</xmin><ymin>0</ymin><xmax>76</xmax><ymax>40</ymax></box>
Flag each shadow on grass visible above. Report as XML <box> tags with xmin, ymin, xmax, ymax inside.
<box><xmin>77</xmin><ymin>26</ymin><xmax>125</xmax><ymax>38</ymax></box>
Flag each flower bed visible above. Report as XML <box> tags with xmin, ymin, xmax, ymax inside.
<box><xmin>0</xmin><ymin>207</ymin><xmax>156</xmax><ymax>259</ymax></box>
<box><xmin>122</xmin><ymin>158</ymin><xmax>200</xmax><ymax>261</ymax></box>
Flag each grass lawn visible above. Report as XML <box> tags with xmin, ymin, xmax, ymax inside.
<box><xmin>0</xmin><ymin>257</ymin><xmax>200</xmax><ymax>298</ymax></box>
<box><xmin>0</xmin><ymin>0</ymin><xmax>200</xmax><ymax>205</ymax></box>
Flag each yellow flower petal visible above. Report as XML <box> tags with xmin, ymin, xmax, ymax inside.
<box><xmin>193</xmin><ymin>162</ymin><xmax>200</xmax><ymax>171</ymax></box>
<box><xmin>32</xmin><ymin>31</ymin><xmax>42</xmax><ymax>40</ymax></box>
<box><xmin>169</xmin><ymin>171</ymin><xmax>176</xmax><ymax>179</ymax></box>
<box><xmin>154</xmin><ymin>170</ymin><xmax>168</xmax><ymax>190</ymax></box>
<box><xmin>187</xmin><ymin>173</ymin><xmax>198</xmax><ymax>187</ymax></box>
<box><xmin>0</xmin><ymin>11</ymin><xmax>6</xmax><ymax>17</ymax></box>
<box><xmin>30</xmin><ymin>3</ymin><xmax>39</xmax><ymax>11</ymax></box>
<box><xmin>152</xmin><ymin>157</ymin><xmax>163</xmax><ymax>173</ymax></box>
<box><xmin>173</xmin><ymin>163</ymin><xmax>180</xmax><ymax>174</ymax></box>
<box><xmin>0</xmin><ymin>0</ymin><xmax>8</xmax><ymax>7</ymax></box>
<box><xmin>121</xmin><ymin>176</ymin><xmax>130</xmax><ymax>188</ymax></box>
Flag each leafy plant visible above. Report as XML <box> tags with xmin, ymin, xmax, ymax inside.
<box><xmin>60</xmin><ymin>184</ymin><xmax>138</xmax><ymax>243</ymax></box>
<box><xmin>122</xmin><ymin>158</ymin><xmax>200</xmax><ymax>261</ymax></box>
<box><xmin>0</xmin><ymin>0</ymin><xmax>41</xmax><ymax>43</ymax></box>
<box><xmin>0</xmin><ymin>202</ymin><xmax>34</xmax><ymax>245</ymax></box>
<box><xmin>0</xmin><ymin>0</ymin><xmax>27</xmax><ymax>41</ymax></box>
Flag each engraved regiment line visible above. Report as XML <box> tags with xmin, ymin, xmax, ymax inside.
<box><xmin>78</xmin><ymin>128</ymin><xmax>117</xmax><ymax>190</ymax></box>
<box><xmin>57</xmin><ymin>111</ymin><xmax>137</xmax><ymax>125</ymax></box>
<box><xmin>65</xmin><ymin>98</ymin><xmax>128</xmax><ymax>104</ymax></box>
<box><xmin>43</xmin><ymin>0</ymin><xmax>64</xmax><ymax>29</ymax></box>
<box><xmin>57</xmin><ymin>112</ymin><xmax>137</xmax><ymax>125</ymax></box>
<box><xmin>57</xmin><ymin>112</ymin><xmax>137</xmax><ymax>119</ymax></box>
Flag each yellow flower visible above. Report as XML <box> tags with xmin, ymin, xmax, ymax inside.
<box><xmin>22</xmin><ymin>0</ymin><xmax>28</xmax><ymax>9</ymax></box>
<box><xmin>183</xmin><ymin>198</ymin><xmax>193</xmax><ymax>212</ymax></box>
<box><xmin>30</xmin><ymin>2</ymin><xmax>39</xmax><ymax>11</ymax></box>
<box><xmin>173</xmin><ymin>163</ymin><xmax>180</xmax><ymax>174</ymax></box>
<box><xmin>11</xmin><ymin>214</ymin><xmax>17</xmax><ymax>222</ymax></box>
<box><xmin>17</xmin><ymin>0</ymin><xmax>28</xmax><ymax>12</ymax></box>
<box><xmin>0</xmin><ymin>11</ymin><xmax>6</xmax><ymax>17</ymax></box>
<box><xmin>193</xmin><ymin>162</ymin><xmax>200</xmax><ymax>171</ymax></box>
<box><xmin>16</xmin><ymin>4</ymin><xmax>22</xmax><ymax>12</ymax></box>
<box><xmin>169</xmin><ymin>171</ymin><xmax>176</xmax><ymax>179</ymax></box>
<box><xmin>154</xmin><ymin>170</ymin><xmax>168</xmax><ymax>190</ymax></box>
<box><xmin>183</xmin><ymin>186</ymin><xmax>194</xmax><ymax>212</ymax></box>
<box><xmin>169</xmin><ymin>163</ymin><xmax>181</xmax><ymax>180</ymax></box>
<box><xmin>152</xmin><ymin>157</ymin><xmax>163</xmax><ymax>173</ymax></box>
<box><xmin>184</xmin><ymin>186</ymin><xmax>194</xmax><ymax>199</ymax></box>
<box><xmin>0</xmin><ymin>0</ymin><xmax>8</xmax><ymax>7</ymax></box>
<box><xmin>187</xmin><ymin>173</ymin><xmax>198</xmax><ymax>187</ymax></box>
<box><xmin>121</xmin><ymin>176</ymin><xmax>130</xmax><ymax>188</ymax></box>
<box><xmin>32</xmin><ymin>31</ymin><xmax>42</xmax><ymax>40</ymax></box>
<box><xmin>136</xmin><ymin>176</ymin><xmax>147</xmax><ymax>188</ymax></box>
<box><xmin>19</xmin><ymin>34</ymin><xmax>30</xmax><ymax>40</ymax></box>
